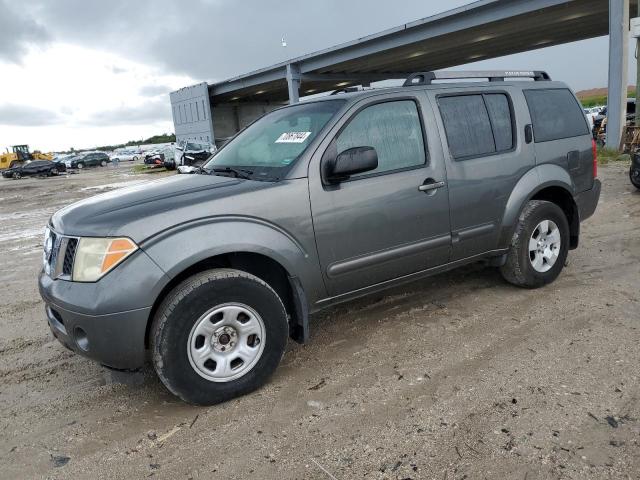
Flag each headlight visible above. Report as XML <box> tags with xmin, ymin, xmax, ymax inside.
<box><xmin>72</xmin><ymin>237</ymin><xmax>138</xmax><ymax>282</ymax></box>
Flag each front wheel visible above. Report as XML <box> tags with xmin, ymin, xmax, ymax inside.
<box><xmin>151</xmin><ymin>269</ymin><xmax>288</xmax><ymax>405</ymax></box>
<box><xmin>500</xmin><ymin>200</ymin><xmax>569</xmax><ymax>288</ymax></box>
<box><xmin>76</xmin><ymin>162</ymin><xmax>84</xmax><ymax>169</ymax></box>
<box><xmin>13</xmin><ymin>171</ymin><xmax>21</xmax><ymax>179</ymax></box>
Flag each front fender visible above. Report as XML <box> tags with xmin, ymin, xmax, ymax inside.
<box><xmin>498</xmin><ymin>164</ymin><xmax>575</xmax><ymax>248</ymax></box>
<box><xmin>140</xmin><ymin>216</ymin><xmax>326</xmax><ymax>305</ymax></box>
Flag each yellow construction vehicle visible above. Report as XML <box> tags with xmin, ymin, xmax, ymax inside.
<box><xmin>0</xmin><ymin>145</ymin><xmax>53</xmax><ymax>170</ymax></box>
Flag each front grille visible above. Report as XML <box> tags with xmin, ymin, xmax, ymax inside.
<box><xmin>45</xmin><ymin>230</ymin><xmax>78</xmax><ymax>280</ymax></box>
<box><xmin>62</xmin><ymin>238</ymin><xmax>78</xmax><ymax>275</ymax></box>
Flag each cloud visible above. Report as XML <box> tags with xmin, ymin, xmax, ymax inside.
<box><xmin>0</xmin><ymin>104</ymin><xmax>62</xmax><ymax>126</ymax></box>
<box><xmin>15</xmin><ymin>0</ymin><xmax>471</xmax><ymax>81</ymax></box>
<box><xmin>85</xmin><ymin>100</ymin><xmax>170</xmax><ymax>126</ymax></box>
<box><xmin>0</xmin><ymin>0</ymin><xmax>51</xmax><ymax>63</ymax></box>
<box><xmin>139</xmin><ymin>84</ymin><xmax>172</xmax><ymax>97</ymax></box>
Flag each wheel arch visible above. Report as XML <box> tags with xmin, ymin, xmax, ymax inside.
<box><xmin>144</xmin><ymin>251</ymin><xmax>310</xmax><ymax>350</ymax></box>
<box><xmin>500</xmin><ymin>165</ymin><xmax>579</xmax><ymax>250</ymax></box>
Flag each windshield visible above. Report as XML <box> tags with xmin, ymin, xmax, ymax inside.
<box><xmin>204</xmin><ymin>99</ymin><xmax>345</xmax><ymax>181</ymax></box>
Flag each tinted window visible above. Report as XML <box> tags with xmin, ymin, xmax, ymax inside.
<box><xmin>484</xmin><ymin>94</ymin><xmax>514</xmax><ymax>151</ymax></box>
<box><xmin>439</xmin><ymin>95</ymin><xmax>495</xmax><ymax>159</ymax></box>
<box><xmin>336</xmin><ymin>100</ymin><xmax>426</xmax><ymax>177</ymax></box>
<box><xmin>524</xmin><ymin>89</ymin><xmax>589</xmax><ymax>142</ymax></box>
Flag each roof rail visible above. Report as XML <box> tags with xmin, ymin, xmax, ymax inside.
<box><xmin>402</xmin><ymin>70</ymin><xmax>551</xmax><ymax>87</ymax></box>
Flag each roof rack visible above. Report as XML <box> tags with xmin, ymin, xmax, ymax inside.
<box><xmin>402</xmin><ymin>70</ymin><xmax>551</xmax><ymax>87</ymax></box>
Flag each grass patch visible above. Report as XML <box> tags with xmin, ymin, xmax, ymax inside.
<box><xmin>597</xmin><ymin>146</ymin><xmax>631</xmax><ymax>165</ymax></box>
<box><xmin>132</xmin><ymin>164</ymin><xmax>167</xmax><ymax>174</ymax></box>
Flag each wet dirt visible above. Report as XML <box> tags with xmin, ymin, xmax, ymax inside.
<box><xmin>0</xmin><ymin>163</ymin><xmax>638</xmax><ymax>479</ymax></box>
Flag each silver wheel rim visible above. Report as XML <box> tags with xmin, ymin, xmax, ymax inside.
<box><xmin>187</xmin><ymin>303</ymin><xmax>266</xmax><ymax>383</ymax></box>
<box><xmin>529</xmin><ymin>219</ymin><xmax>561</xmax><ymax>273</ymax></box>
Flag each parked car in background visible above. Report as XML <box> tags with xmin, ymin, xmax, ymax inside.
<box><xmin>144</xmin><ymin>150</ymin><xmax>165</xmax><ymax>166</ymax></box>
<box><xmin>592</xmin><ymin>99</ymin><xmax>636</xmax><ymax>142</ymax></box>
<box><xmin>39</xmin><ymin>70</ymin><xmax>601</xmax><ymax>405</ymax></box>
<box><xmin>2</xmin><ymin>160</ymin><xmax>66</xmax><ymax>179</ymax></box>
<box><xmin>110</xmin><ymin>150</ymin><xmax>139</xmax><ymax>162</ymax></box>
<box><xmin>172</xmin><ymin>140</ymin><xmax>216</xmax><ymax>173</ymax></box>
<box><xmin>68</xmin><ymin>152</ymin><xmax>111</xmax><ymax>169</ymax></box>
<box><xmin>631</xmin><ymin>153</ymin><xmax>640</xmax><ymax>189</ymax></box>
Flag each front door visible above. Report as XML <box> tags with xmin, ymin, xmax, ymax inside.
<box><xmin>309</xmin><ymin>95</ymin><xmax>451</xmax><ymax>297</ymax></box>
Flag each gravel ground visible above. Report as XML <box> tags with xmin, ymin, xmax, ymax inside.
<box><xmin>0</xmin><ymin>163</ymin><xmax>638</xmax><ymax>480</ymax></box>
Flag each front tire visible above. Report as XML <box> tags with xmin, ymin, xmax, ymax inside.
<box><xmin>151</xmin><ymin>269</ymin><xmax>288</xmax><ymax>405</ymax></box>
<box><xmin>77</xmin><ymin>162</ymin><xmax>84</xmax><ymax>169</ymax></box>
<box><xmin>500</xmin><ymin>200</ymin><xmax>569</xmax><ymax>288</ymax></box>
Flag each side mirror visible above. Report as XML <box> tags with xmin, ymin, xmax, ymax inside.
<box><xmin>326</xmin><ymin>146</ymin><xmax>378</xmax><ymax>183</ymax></box>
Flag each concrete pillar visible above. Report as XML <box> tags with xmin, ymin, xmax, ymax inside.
<box><xmin>608</xmin><ymin>0</ymin><xmax>630</xmax><ymax>149</ymax></box>
<box><xmin>636</xmin><ymin>0</ymin><xmax>640</xmax><ymax>125</ymax></box>
<box><xmin>286</xmin><ymin>64</ymin><xmax>301</xmax><ymax>104</ymax></box>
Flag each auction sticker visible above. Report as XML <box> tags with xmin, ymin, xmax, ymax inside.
<box><xmin>275</xmin><ymin>132</ymin><xmax>311</xmax><ymax>143</ymax></box>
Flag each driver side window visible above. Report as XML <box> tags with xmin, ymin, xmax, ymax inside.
<box><xmin>336</xmin><ymin>100</ymin><xmax>427</xmax><ymax>178</ymax></box>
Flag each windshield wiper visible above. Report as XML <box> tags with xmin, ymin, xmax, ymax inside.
<box><xmin>210</xmin><ymin>166</ymin><xmax>254</xmax><ymax>180</ymax></box>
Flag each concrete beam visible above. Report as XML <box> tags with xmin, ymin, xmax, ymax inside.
<box><xmin>608</xmin><ymin>0</ymin><xmax>630</xmax><ymax>149</ymax></box>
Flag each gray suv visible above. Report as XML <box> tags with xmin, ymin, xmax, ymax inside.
<box><xmin>39</xmin><ymin>71</ymin><xmax>601</xmax><ymax>405</ymax></box>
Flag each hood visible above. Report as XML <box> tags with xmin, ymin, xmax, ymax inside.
<box><xmin>50</xmin><ymin>173</ymin><xmax>261</xmax><ymax>240</ymax></box>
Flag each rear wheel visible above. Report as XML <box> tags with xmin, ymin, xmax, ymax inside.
<box><xmin>500</xmin><ymin>200</ymin><xmax>569</xmax><ymax>288</ymax></box>
<box><xmin>133</xmin><ymin>156</ymin><xmax>139</xmax><ymax>161</ymax></box>
<box><xmin>151</xmin><ymin>269</ymin><xmax>288</xmax><ymax>405</ymax></box>
<box><xmin>631</xmin><ymin>168</ymin><xmax>640</xmax><ymax>190</ymax></box>
<box><xmin>100</xmin><ymin>160</ymin><xmax>107</xmax><ymax>167</ymax></box>
<box><xmin>51</xmin><ymin>168</ymin><xmax>59</xmax><ymax>175</ymax></box>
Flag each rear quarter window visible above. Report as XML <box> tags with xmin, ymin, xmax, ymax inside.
<box><xmin>523</xmin><ymin>89</ymin><xmax>589</xmax><ymax>142</ymax></box>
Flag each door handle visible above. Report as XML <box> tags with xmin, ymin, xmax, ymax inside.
<box><xmin>419</xmin><ymin>180</ymin><xmax>446</xmax><ymax>192</ymax></box>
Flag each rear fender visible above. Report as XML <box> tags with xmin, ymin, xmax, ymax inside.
<box><xmin>499</xmin><ymin>164</ymin><xmax>575</xmax><ymax>248</ymax></box>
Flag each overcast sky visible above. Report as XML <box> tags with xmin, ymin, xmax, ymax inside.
<box><xmin>0</xmin><ymin>0</ymin><xmax>636</xmax><ymax>152</ymax></box>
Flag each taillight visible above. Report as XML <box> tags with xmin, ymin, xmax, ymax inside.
<box><xmin>592</xmin><ymin>139</ymin><xmax>598</xmax><ymax>178</ymax></box>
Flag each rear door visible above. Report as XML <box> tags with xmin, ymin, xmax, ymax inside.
<box><xmin>523</xmin><ymin>88</ymin><xmax>594</xmax><ymax>192</ymax></box>
<box><xmin>429</xmin><ymin>87</ymin><xmax>536</xmax><ymax>260</ymax></box>
<box><xmin>309</xmin><ymin>93</ymin><xmax>451</xmax><ymax>297</ymax></box>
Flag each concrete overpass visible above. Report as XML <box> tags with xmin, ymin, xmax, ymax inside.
<box><xmin>170</xmin><ymin>0</ymin><xmax>635</xmax><ymax>148</ymax></box>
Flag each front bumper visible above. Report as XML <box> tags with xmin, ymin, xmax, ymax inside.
<box><xmin>38</xmin><ymin>249</ymin><xmax>169</xmax><ymax>369</ymax></box>
<box><xmin>44</xmin><ymin>302</ymin><xmax>150</xmax><ymax>369</ymax></box>
<box><xmin>575</xmin><ymin>179</ymin><xmax>601</xmax><ymax>222</ymax></box>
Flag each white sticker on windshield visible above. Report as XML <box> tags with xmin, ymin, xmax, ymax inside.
<box><xmin>275</xmin><ymin>132</ymin><xmax>311</xmax><ymax>144</ymax></box>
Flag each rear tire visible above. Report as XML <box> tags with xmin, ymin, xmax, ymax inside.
<box><xmin>51</xmin><ymin>168</ymin><xmax>59</xmax><ymax>175</ymax></box>
<box><xmin>631</xmin><ymin>168</ymin><xmax>640</xmax><ymax>190</ymax></box>
<box><xmin>100</xmin><ymin>160</ymin><xmax>107</xmax><ymax>167</ymax></box>
<box><xmin>151</xmin><ymin>269</ymin><xmax>288</xmax><ymax>405</ymax></box>
<box><xmin>500</xmin><ymin>200</ymin><xmax>569</xmax><ymax>288</ymax></box>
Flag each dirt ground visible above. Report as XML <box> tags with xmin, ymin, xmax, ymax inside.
<box><xmin>0</xmin><ymin>162</ymin><xmax>638</xmax><ymax>480</ymax></box>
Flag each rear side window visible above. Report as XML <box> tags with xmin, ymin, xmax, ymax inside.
<box><xmin>438</xmin><ymin>93</ymin><xmax>514</xmax><ymax>160</ymax></box>
<box><xmin>523</xmin><ymin>89</ymin><xmax>589</xmax><ymax>142</ymax></box>
<box><xmin>336</xmin><ymin>100</ymin><xmax>426</xmax><ymax>177</ymax></box>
